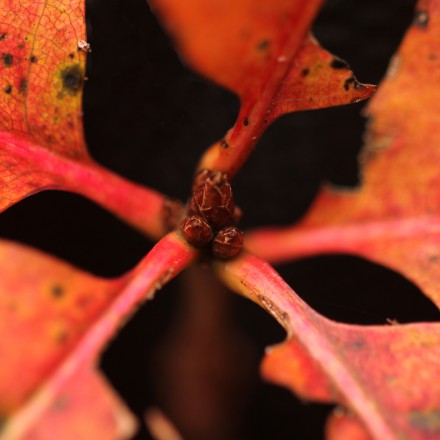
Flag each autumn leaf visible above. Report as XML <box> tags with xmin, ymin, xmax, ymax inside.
<box><xmin>326</xmin><ymin>410</ymin><xmax>373</xmax><ymax>440</ymax></box>
<box><xmin>246</xmin><ymin>1</ymin><xmax>440</xmax><ymax>309</ymax></box>
<box><xmin>215</xmin><ymin>252</ymin><xmax>440</xmax><ymax>440</ymax></box>
<box><xmin>0</xmin><ymin>1</ymin><xmax>175</xmax><ymax>239</ymax></box>
<box><xmin>0</xmin><ymin>234</ymin><xmax>196</xmax><ymax>439</ymax></box>
<box><xmin>0</xmin><ymin>0</ymin><xmax>432</xmax><ymax>439</ymax></box>
<box><xmin>149</xmin><ymin>0</ymin><xmax>375</xmax><ymax>177</ymax></box>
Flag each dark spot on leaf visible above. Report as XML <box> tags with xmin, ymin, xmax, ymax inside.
<box><xmin>243</xmin><ymin>118</ymin><xmax>249</xmax><ymax>126</ymax></box>
<box><xmin>7</xmin><ymin>300</ymin><xmax>17</xmax><ymax>311</ymax></box>
<box><xmin>19</xmin><ymin>78</ymin><xmax>27</xmax><ymax>95</ymax></box>
<box><xmin>60</xmin><ymin>64</ymin><xmax>83</xmax><ymax>96</ymax></box>
<box><xmin>0</xmin><ymin>33</ymin><xmax>6</xmax><ymax>41</ymax></box>
<box><xmin>330</xmin><ymin>58</ymin><xmax>349</xmax><ymax>70</ymax></box>
<box><xmin>4</xmin><ymin>84</ymin><xmax>12</xmax><ymax>94</ymax></box>
<box><xmin>29</xmin><ymin>55</ymin><xmax>37</xmax><ymax>63</ymax></box>
<box><xmin>344</xmin><ymin>77</ymin><xmax>355</xmax><ymax>91</ymax></box>
<box><xmin>53</xmin><ymin>396</ymin><xmax>69</xmax><ymax>411</ymax></box>
<box><xmin>68</xmin><ymin>52</ymin><xmax>75</xmax><ymax>59</ymax></box>
<box><xmin>263</xmin><ymin>118</ymin><xmax>268</xmax><ymax>124</ymax></box>
<box><xmin>0</xmin><ymin>416</ymin><xmax>6</xmax><ymax>433</ymax></box>
<box><xmin>220</xmin><ymin>139</ymin><xmax>229</xmax><ymax>148</ymax></box>
<box><xmin>350</xmin><ymin>338</ymin><xmax>365</xmax><ymax>350</ymax></box>
<box><xmin>301</xmin><ymin>68</ymin><xmax>310</xmax><ymax>77</ymax></box>
<box><xmin>409</xmin><ymin>409</ymin><xmax>440</xmax><ymax>434</ymax></box>
<box><xmin>343</xmin><ymin>76</ymin><xmax>364</xmax><ymax>91</ymax></box>
<box><xmin>17</xmin><ymin>43</ymin><xmax>24</xmax><ymax>50</ymax></box>
<box><xmin>57</xmin><ymin>330</ymin><xmax>69</xmax><ymax>344</ymax></box>
<box><xmin>257</xmin><ymin>294</ymin><xmax>289</xmax><ymax>325</ymax></box>
<box><xmin>2</xmin><ymin>53</ymin><xmax>13</xmax><ymax>67</ymax></box>
<box><xmin>414</xmin><ymin>10</ymin><xmax>429</xmax><ymax>28</ymax></box>
<box><xmin>52</xmin><ymin>284</ymin><xmax>64</xmax><ymax>298</ymax></box>
<box><xmin>76</xmin><ymin>295</ymin><xmax>92</xmax><ymax>310</ymax></box>
<box><xmin>257</xmin><ymin>39</ymin><xmax>270</xmax><ymax>52</ymax></box>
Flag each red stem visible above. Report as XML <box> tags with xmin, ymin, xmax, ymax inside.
<box><xmin>245</xmin><ymin>216</ymin><xmax>438</xmax><ymax>263</ymax></box>
<box><xmin>0</xmin><ymin>132</ymin><xmax>175</xmax><ymax>240</ymax></box>
<box><xmin>197</xmin><ymin>3</ymin><xmax>322</xmax><ymax>178</ymax></box>
<box><xmin>214</xmin><ymin>252</ymin><xmax>398</xmax><ymax>440</ymax></box>
<box><xmin>2</xmin><ymin>232</ymin><xmax>197</xmax><ymax>440</ymax></box>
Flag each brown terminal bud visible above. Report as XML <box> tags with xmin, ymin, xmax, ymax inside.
<box><xmin>212</xmin><ymin>226</ymin><xmax>244</xmax><ymax>260</ymax></box>
<box><xmin>192</xmin><ymin>169</ymin><xmax>217</xmax><ymax>192</ymax></box>
<box><xmin>190</xmin><ymin>170</ymin><xmax>235</xmax><ymax>229</ymax></box>
<box><xmin>180</xmin><ymin>215</ymin><xmax>213</xmax><ymax>247</ymax></box>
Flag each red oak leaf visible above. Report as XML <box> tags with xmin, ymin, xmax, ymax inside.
<box><xmin>246</xmin><ymin>0</ymin><xmax>440</xmax><ymax>309</ymax></box>
<box><xmin>215</xmin><ymin>253</ymin><xmax>440</xmax><ymax>440</ymax></box>
<box><xmin>0</xmin><ymin>1</ymin><xmax>175</xmax><ymax>239</ymax></box>
<box><xmin>149</xmin><ymin>0</ymin><xmax>375</xmax><ymax>177</ymax></box>
<box><xmin>0</xmin><ymin>234</ymin><xmax>196</xmax><ymax>439</ymax></box>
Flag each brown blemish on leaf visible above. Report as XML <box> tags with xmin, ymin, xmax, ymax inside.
<box><xmin>68</xmin><ymin>52</ymin><xmax>75</xmax><ymax>59</ymax></box>
<box><xmin>257</xmin><ymin>39</ymin><xmax>270</xmax><ymax>52</ymax></box>
<box><xmin>414</xmin><ymin>10</ymin><xmax>429</xmax><ymax>28</ymax></box>
<box><xmin>56</xmin><ymin>329</ymin><xmax>69</xmax><ymax>344</ymax></box>
<box><xmin>52</xmin><ymin>396</ymin><xmax>69</xmax><ymax>411</ymax></box>
<box><xmin>350</xmin><ymin>338</ymin><xmax>366</xmax><ymax>350</ymax></box>
<box><xmin>243</xmin><ymin>117</ymin><xmax>249</xmax><ymax>126</ymax></box>
<box><xmin>3</xmin><ymin>84</ymin><xmax>12</xmax><ymax>94</ymax></box>
<box><xmin>18</xmin><ymin>78</ymin><xmax>27</xmax><ymax>95</ymax></box>
<box><xmin>0</xmin><ymin>33</ymin><xmax>6</xmax><ymax>42</ymax></box>
<box><xmin>301</xmin><ymin>67</ymin><xmax>309</xmax><ymax>77</ymax></box>
<box><xmin>7</xmin><ymin>300</ymin><xmax>17</xmax><ymax>311</ymax></box>
<box><xmin>60</xmin><ymin>64</ymin><xmax>83</xmax><ymax>96</ymax></box>
<box><xmin>76</xmin><ymin>295</ymin><xmax>92</xmax><ymax>310</ymax></box>
<box><xmin>1</xmin><ymin>53</ymin><xmax>13</xmax><ymax>67</ymax></box>
<box><xmin>220</xmin><ymin>139</ymin><xmax>229</xmax><ymax>148</ymax></box>
<box><xmin>344</xmin><ymin>76</ymin><xmax>364</xmax><ymax>91</ymax></box>
<box><xmin>51</xmin><ymin>284</ymin><xmax>64</xmax><ymax>299</ymax></box>
<box><xmin>29</xmin><ymin>55</ymin><xmax>37</xmax><ymax>63</ymax></box>
<box><xmin>257</xmin><ymin>293</ymin><xmax>289</xmax><ymax>325</ymax></box>
<box><xmin>409</xmin><ymin>409</ymin><xmax>440</xmax><ymax>434</ymax></box>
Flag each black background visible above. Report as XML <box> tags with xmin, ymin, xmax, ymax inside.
<box><xmin>1</xmin><ymin>0</ymin><xmax>439</xmax><ymax>439</ymax></box>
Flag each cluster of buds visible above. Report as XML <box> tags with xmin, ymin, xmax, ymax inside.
<box><xmin>180</xmin><ymin>169</ymin><xmax>244</xmax><ymax>260</ymax></box>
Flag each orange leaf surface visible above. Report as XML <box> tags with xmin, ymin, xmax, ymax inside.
<box><xmin>246</xmin><ymin>0</ymin><xmax>440</xmax><ymax>308</ymax></box>
<box><xmin>24</xmin><ymin>368</ymin><xmax>136</xmax><ymax>440</ymax></box>
<box><xmin>326</xmin><ymin>411</ymin><xmax>372</xmax><ymax>440</ymax></box>
<box><xmin>0</xmin><ymin>233</ymin><xmax>196</xmax><ymax>439</ymax></box>
<box><xmin>0</xmin><ymin>1</ymin><xmax>173</xmax><ymax>239</ymax></box>
<box><xmin>215</xmin><ymin>253</ymin><xmax>440</xmax><ymax>440</ymax></box>
<box><xmin>149</xmin><ymin>0</ymin><xmax>375</xmax><ymax>177</ymax></box>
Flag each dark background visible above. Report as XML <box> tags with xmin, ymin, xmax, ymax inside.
<box><xmin>1</xmin><ymin>0</ymin><xmax>439</xmax><ymax>439</ymax></box>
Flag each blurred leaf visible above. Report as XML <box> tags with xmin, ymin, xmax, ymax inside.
<box><xmin>0</xmin><ymin>234</ymin><xmax>195</xmax><ymax>439</ymax></box>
